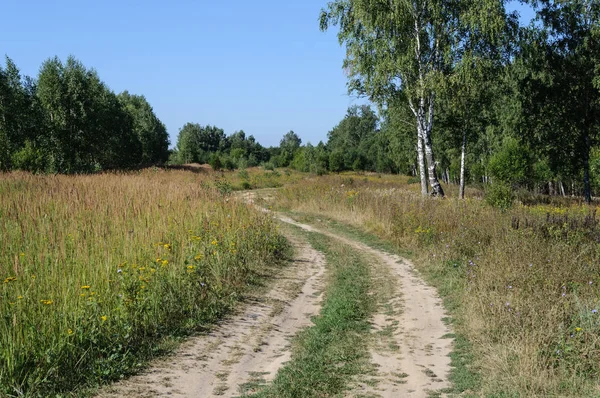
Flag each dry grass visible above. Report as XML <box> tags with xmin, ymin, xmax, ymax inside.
<box><xmin>0</xmin><ymin>168</ymin><xmax>288</xmax><ymax>397</ymax></box>
<box><xmin>275</xmin><ymin>173</ymin><xmax>600</xmax><ymax>397</ymax></box>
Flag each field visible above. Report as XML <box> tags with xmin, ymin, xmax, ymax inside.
<box><xmin>3</xmin><ymin>167</ymin><xmax>600</xmax><ymax>397</ymax></box>
<box><xmin>273</xmin><ymin>173</ymin><xmax>600</xmax><ymax>396</ymax></box>
<box><xmin>0</xmin><ymin>168</ymin><xmax>289</xmax><ymax>396</ymax></box>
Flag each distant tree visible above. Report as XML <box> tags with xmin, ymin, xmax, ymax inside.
<box><xmin>37</xmin><ymin>56</ymin><xmax>140</xmax><ymax>172</ymax></box>
<box><xmin>327</xmin><ymin>105</ymin><xmax>378</xmax><ymax>171</ymax></box>
<box><xmin>488</xmin><ymin>137</ymin><xmax>533</xmax><ymax>187</ymax></box>
<box><xmin>174</xmin><ymin>123</ymin><xmax>226</xmax><ymax>164</ymax></box>
<box><xmin>518</xmin><ymin>0</ymin><xmax>600</xmax><ymax>203</ymax></box>
<box><xmin>278</xmin><ymin>130</ymin><xmax>302</xmax><ymax>167</ymax></box>
<box><xmin>118</xmin><ymin>91</ymin><xmax>169</xmax><ymax>164</ymax></box>
<box><xmin>0</xmin><ymin>57</ymin><xmax>44</xmax><ymax>171</ymax></box>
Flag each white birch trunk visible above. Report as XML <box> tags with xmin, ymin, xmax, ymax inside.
<box><xmin>459</xmin><ymin>131</ymin><xmax>466</xmax><ymax>199</ymax></box>
<box><xmin>417</xmin><ymin>125</ymin><xmax>428</xmax><ymax>196</ymax></box>
<box><xmin>423</xmin><ymin>95</ymin><xmax>444</xmax><ymax>197</ymax></box>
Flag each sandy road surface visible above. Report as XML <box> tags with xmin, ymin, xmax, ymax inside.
<box><xmin>276</xmin><ymin>214</ymin><xmax>453</xmax><ymax>398</ymax></box>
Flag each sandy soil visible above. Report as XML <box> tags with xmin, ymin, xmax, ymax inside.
<box><xmin>276</xmin><ymin>214</ymin><xmax>453</xmax><ymax>398</ymax></box>
<box><xmin>97</xmin><ymin>232</ymin><xmax>326</xmax><ymax>398</ymax></box>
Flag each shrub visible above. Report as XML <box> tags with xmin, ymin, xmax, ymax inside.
<box><xmin>485</xmin><ymin>182</ymin><xmax>515</xmax><ymax>210</ymax></box>
<box><xmin>209</xmin><ymin>154</ymin><xmax>223</xmax><ymax>171</ymax></box>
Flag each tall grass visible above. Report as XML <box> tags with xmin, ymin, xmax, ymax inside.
<box><xmin>275</xmin><ymin>174</ymin><xmax>600</xmax><ymax>396</ymax></box>
<box><xmin>0</xmin><ymin>169</ymin><xmax>287</xmax><ymax>397</ymax></box>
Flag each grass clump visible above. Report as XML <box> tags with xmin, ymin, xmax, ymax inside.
<box><xmin>249</xmin><ymin>232</ymin><xmax>374</xmax><ymax>397</ymax></box>
<box><xmin>0</xmin><ymin>169</ymin><xmax>288</xmax><ymax>397</ymax></box>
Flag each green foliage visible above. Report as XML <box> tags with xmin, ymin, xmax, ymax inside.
<box><xmin>209</xmin><ymin>154</ymin><xmax>223</xmax><ymax>171</ymax></box>
<box><xmin>11</xmin><ymin>140</ymin><xmax>47</xmax><ymax>172</ymax></box>
<box><xmin>488</xmin><ymin>138</ymin><xmax>533</xmax><ymax>187</ymax></box>
<box><xmin>328</xmin><ymin>151</ymin><xmax>344</xmax><ymax>173</ymax></box>
<box><xmin>175</xmin><ymin>123</ymin><xmax>226</xmax><ymax>165</ymax></box>
<box><xmin>277</xmin><ymin>131</ymin><xmax>302</xmax><ymax>167</ymax></box>
<box><xmin>485</xmin><ymin>182</ymin><xmax>514</xmax><ymax>210</ymax></box>
<box><xmin>118</xmin><ymin>91</ymin><xmax>170</xmax><ymax>164</ymax></box>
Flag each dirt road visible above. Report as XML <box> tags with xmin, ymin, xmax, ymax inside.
<box><xmin>98</xmin><ymin>195</ymin><xmax>452</xmax><ymax>398</ymax></box>
<box><xmin>276</xmin><ymin>215</ymin><xmax>453</xmax><ymax>398</ymax></box>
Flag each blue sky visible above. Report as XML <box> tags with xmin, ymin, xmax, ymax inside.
<box><xmin>1</xmin><ymin>1</ymin><xmax>534</xmax><ymax>148</ymax></box>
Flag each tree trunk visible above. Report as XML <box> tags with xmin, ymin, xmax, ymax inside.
<box><xmin>459</xmin><ymin>131</ymin><xmax>466</xmax><ymax>199</ymax></box>
<box><xmin>548</xmin><ymin>180</ymin><xmax>554</xmax><ymax>196</ymax></box>
<box><xmin>417</xmin><ymin>127</ymin><xmax>428</xmax><ymax>196</ymax></box>
<box><xmin>559</xmin><ymin>181</ymin><xmax>566</xmax><ymax>197</ymax></box>
<box><xmin>422</xmin><ymin>128</ymin><xmax>444</xmax><ymax>197</ymax></box>
<box><xmin>423</xmin><ymin>96</ymin><xmax>444</xmax><ymax>197</ymax></box>
<box><xmin>584</xmin><ymin>133</ymin><xmax>592</xmax><ymax>204</ymax></box>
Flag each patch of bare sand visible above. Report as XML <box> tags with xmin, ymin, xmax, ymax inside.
<box><xmin>97</xmin><ymin>231</ymin><xmax>325</xmax><ymax>398</ymax></box>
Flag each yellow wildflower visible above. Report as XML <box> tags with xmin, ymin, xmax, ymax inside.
<box><xmin>575</xmin><ymin>327</ymin><xmax>582</xmax><ymax>332</ymax></box>
<box><xmin>187</xmin><ymin>265</ymin><xmax>195</xmax><ymax>270</ymax></box>
<box><xmin>164</xmin><ymin>244</ymin><xmax>172</xmax><ymax>251</ymax></box>
<box><xmin>17</xmin><ymin>296</ymin><xmax>23</xmax><ymax>300</ymax></box>
<box><xmin>40</xmin><ymin>300</ymin><xmax>53</xmax><ymax>305</ymax></box>
<box><xmin>81</xmin><ymin>285</ymin><xmax>91</xmax><ymax>289</ymax></box>
<box><xmin>68</xmin><ymin>329</ymin><xmax>74</xmax><ymax>335</ymax></box>
<box><xmin>100</xmin><ymin>315</ymin><xmax>107</xmax><ymax>322</ymax></box>
<box><xmin>161</xmin><ymin>260</ymin><xmax>168</xmax><ymax>266</ymax></box>
<box><xmin>195</xmin><ymin>254</ymin><xmax>203</xmax><ymax>260</ymax></box>
<box><xmin>4</xmin><ymin>277</ymin><xmax>16</xmax><ymax>283</ymax></box>
<box><xmin>156</xmin><ymin>257</ymin><xmax>162</xmax><ymax>263</ymax></box>
<box><xmin>19</xmin><ymin>252</ymin><xmax>24</xmax><ymax>257</ymax></box>
<box><xmin>211</xmin><ymin>240</ymin><xmax>218</xmax><ymax>245</ymax></box>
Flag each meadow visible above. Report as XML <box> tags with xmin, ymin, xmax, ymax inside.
<box><xmin>4</xmin><ymin>166</ymin><xmax>600</xmax><ymax>397</ymax></box>
<box><xmin>274</xmin><ymin>174</ymin><xmax>600</xmax><ymax>397</ymax></box>
<box><xmin>0</xmin><ymin>168</ymin><xmax>289</xmax><ymax>397</ymax></box>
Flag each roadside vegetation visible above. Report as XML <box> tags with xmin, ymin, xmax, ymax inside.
<box><xmin>274</xmin><ymin>174</ymin><xmax>600</xmax><ymax>397</ymax></box>
<box><xmin>0</xmin><ymin>169</ymin><xmax>288</xmax><ymax>397</ymax></box>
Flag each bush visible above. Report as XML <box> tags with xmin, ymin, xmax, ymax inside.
<box><xmin>488</xmin><ymin>137</ymin><xmax>533</xmax><ymax>187</ymax></box>
<box><xmin>329</xmin><ymin>151</ymin><xmax>344</xmax><ymax>173</ymax></box>
<box><xmin>223</xmin><ymin>157</ymin><xmax>236</xmax><ymax>171</ymax></box>
<box><xmin>209</xmin><ymin>154</ymin><xmax>223</xmax><ymax>171</ymax></box>
<box><xmin>11</xmin><ymin>141</ymin><xmax>47</xmax><ymax>173</ymax></box>
<box><xmin>485</xmin><ymin>182</ymin><xmax>514</xmax><ymax>210</ymax></box>
<box><xmin>238</xmin><ymin>170</ymin><xmax>249</xmax><ymax>180</ymax></box>
<box><xmin>407</xmin><ymin>176</ymin><xmax>421</xmax><ymax>185</ymax></box>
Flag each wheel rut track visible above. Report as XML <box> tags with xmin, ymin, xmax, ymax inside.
<box><xmin>276</xmin><ymin>214</ymin><xmax>453</xmax><ymax>398</ymax></box>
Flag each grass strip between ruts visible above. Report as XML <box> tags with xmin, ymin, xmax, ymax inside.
<box><xmin>248</xmin><ymin>230</ymin><xmax>375</xmax><ymax>397</ymax></box>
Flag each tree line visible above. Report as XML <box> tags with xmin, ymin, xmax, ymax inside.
<box><xmin>0</xmin><ymin>56</ymin><xmax>169</xmax><ymax>173</ymax></box>
<box><xmin>3</xmin><ymin>0</ymin><xmax>599</xmax><ymax>204</ymax></box>
<box><xmin>317</xmin><ymin>0</ymin><xmax>600</xmax><ymax>202</ymax></box>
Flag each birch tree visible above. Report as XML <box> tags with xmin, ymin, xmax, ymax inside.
<box><xmin>320</xmin><ymin>0</ymin><xmax>510</xmax><ymax>197</ymax></box>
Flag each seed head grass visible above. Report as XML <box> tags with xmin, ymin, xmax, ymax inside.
<box><xmin>0</xmin><ymin>168</ymin><xmax>288</xmax><ymax>396</ymax></box>
<box><xmin>274</xmin><ymin>173</ymin><xmax>600</xmax><ymax>397</ymax></box>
